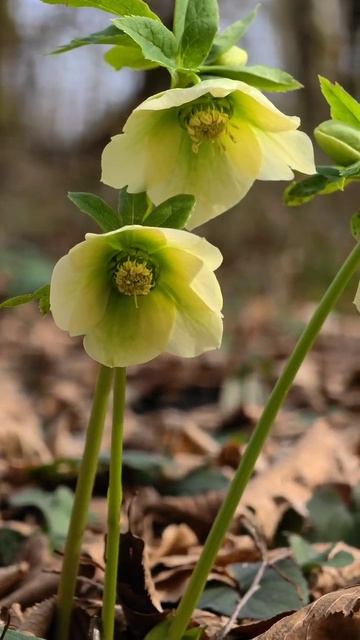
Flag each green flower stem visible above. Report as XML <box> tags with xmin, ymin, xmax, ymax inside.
<box><xmin>57</xmin><ymin>365</ymin><xmax>114</xmax><ymax>640</ymax></box>
<box><xmin>168</xmin><ymin>241</ymin><xmax>360</xmax><ymax>640</ymax></box>
<box><xmin>102</xmin><ymin>367</ymin><xmax>127</xmax><ymax>640</ymax></box>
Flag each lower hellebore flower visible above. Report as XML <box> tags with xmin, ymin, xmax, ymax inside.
<box><xmin>101</xmin><ymin>78</ymin><xmax>316</xmax><ymax>229</ymax></box>
<box><xmin>50</xmin><ymin>225</ymin><xmax>223</xmax><ymax>367</ymax></box>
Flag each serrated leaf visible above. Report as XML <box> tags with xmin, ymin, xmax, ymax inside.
<box><xmin>207</xmin><ymin>5</ymin><xmax>259</xmax><ymax>62</ymax></box>
<box><xmin>319</xmin><ymin>76</ymin><xmax>360</xmax><ymax>128</ymax></box>
<box><xmin>52</xmin><ymin>25</ymin><xmax>128</xmax><ymax>54</ymax></box>
<box><xmin>68</xmin><ymin>192</ymin><xmax>120</xmax><ymax>232</ymax></box>
<box><xmin>105</xmin><ymin>43</ymin><xmax>158</xmax><ymax>70</ymax></box>
<box><xmin>113</xmin><ymin>16</ymin><xmax>177</xmax><ymax>69</ymax></box>
<box><xmin>40</xmin><ymin>0</ymin><xmax>157</xmax><ymax>18</ymax></box>
<box><xmin>178</xmin><ymin>0</ymin><xmax>219</xmax><ymax>69</ymax></box>
<box><xmin>201</xmin><ymin>64</ymin><xmax>302</xmax><ymax>92</ymax></box>
<box><xmin>118</xmin><ymin>189</ymin><xmax>152</xmax><ymax>225</ymax></box>
<box><xmin>351</xmin><ymin>211</ymin><xmax>360</xmax><ymax>241</ymax></box>
<box><xmin>145</xmin><ymin>194</ymin><xmax>195</xmax><ymax>229</ymax></box>
<box><xmin>0</xmin><ymin>284</ymin><xmax>50</xmax><ymax>315</ymax></box>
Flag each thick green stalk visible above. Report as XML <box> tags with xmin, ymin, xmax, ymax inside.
<box><xmin>102</xmin><ymin>368</ymin><xmax>127</xmax><ymax>640</ymax></box>
<box><xmin>168</xmin><ymin>242</ymin><xmax>360</xmax><ymax>640</ymax></box>
<box><xmin>57</xmin><ymin>365</ymin><xmax>114</xmax><ymax>640</ymax></box>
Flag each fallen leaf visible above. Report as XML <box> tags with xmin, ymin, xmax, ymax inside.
<box><xmin>255</xmin><ymin>585</ymin><xmax>360</xmax><ymax>639</ymax></box>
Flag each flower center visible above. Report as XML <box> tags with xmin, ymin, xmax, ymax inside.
<box><xmin>179</xmin><ymin>96</ymin><xmax>233</xmax><ymax>153</ymax></box>
<box><xmin>114</xmin><ymin>258</ymin><xmax>154</xmax><ymax>297</ymax></box>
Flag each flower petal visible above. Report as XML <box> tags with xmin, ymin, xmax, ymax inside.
<box><xmin>50</xmin><ymin>240</ymin><xmax>111</xmax><ymax>336</ymax></box>
<box><xmin>167</xmin><ymin>285</ymin><xmax>223</xmax><ymax>357</ymax></box>
<box><xmin>83</xmin><ymin>288</ymin><xmax>175</xmax><ymax>367</ymax></box>
<box><xmin>101</xmin><ymin>110</ymin><xmax>171</xmax><ymax>191</ymax></box>
<box><xmin>154</xmin><ymin>228</ymin><xmax>223</xmax><ymax>270</ymax></box>
<box><xmin>159</xmin><ymin>249</ymin><xmax>223</xmax><ymax>357</ymax></box>
<box><xmin>254</xmin><ymin>129</ymin><xmax>316</xmax><ymax>180</ymax></box>
<box><xmin>149</xmin><ymin>122</ymin><xmax>262</xmax><ymax>229</ymax></box>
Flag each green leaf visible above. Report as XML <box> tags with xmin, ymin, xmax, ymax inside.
<box><xmin>40</xmin><ymin>0</ymin><xmax>157</xmax><ymax>18</ymax></box>
<box><xmin>118</xmin><ymin>188</ymin><xmax>152</xmax><ymax>225</ymax></box>
<box><xmin>52</xmin><ymin>25</ymin><xmax>129</xmax><ymax>54</ymax></box>
<box><xmin>173</xmin><ymin>0</ymin><xmax>189</xmax><ymax>43</ymax></box>
<box><xmin>351</xmin><ymin>211</ymin><xmax>360</xmax><ymax>241</ymax></box>
<box><xmin>308</xmin><ymin>487</ymin><xmax>359</xmax><ymax>545</ymax></box>
<box><xmin>178</xmin><ymin>0</ymin><xmax>219</xmax><ymax>69</ymax></box>
<box><xmin>68</xmin><ymin>192</ymin><xmax>120</xmax><ymax>232</ymax></box>
<box><xmin>10</xmin><ymin>486</ymin><xmax>74</xmax><ymax>550</ymax></box>
<box><xmin>339</xmin><ymin>159</ymin><xmax>360</xmax><ymax>177</ymax></box>
<box><xmin>145</xmin><ymin>194</ymin><xmax>195</xmax><ymax>229</ymax></box>
<box><xmin>319</xmin><ymin>76</ymin><xmax>360</xmax><ymax>128</ymax></box>
<box><xmin>288</xmin><ymin>534</ymin><xmax>352</xmax><ymax>573</ymax></box>
<box><xmin>200</xmin><ymin>559</ymin><xmax>308</xmax><ymax>620</ymax></box>
<box><xmin>105</xmin><ymin>42</ymin><xmax>159</xmax><ymax>70</ymax></box>
<box><xmin>284</xmin><ymin>173</ymin><xmax>346</xmax><ymax>206</ymax></box>
<box><xmin>113</xmin><ymin>17</ymin><xmax>177</xmax><ymax>69</ymax></box>
<box><xmin>207</xmin><ymin>5</ymin><xmax>259</xmax><ymax>62</ymax></box>
<box><xmin>0</xmin><ymin>283</ymin><xmax>50</xmax><ymax>315</ymax></box>
<box><xmin>201</xmin><ymin>64</ymin><xmax>302</xmax><ymax>92</ymax></box>
<box><xmin>0</xmin><ymin>629</ymin><xmax>45</xmax><ymax>640</ymax></box>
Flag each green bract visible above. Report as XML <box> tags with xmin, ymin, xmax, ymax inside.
<box><xmin>50</xmin><ymin>225</ymin><xmax>223</xmax><ymax>367</ymax></box>
<box><xmin>101</xmin><ymin>78</ymin><xmax>315</xmax><ymax>229</ymax></box>
<box><xmin>314</xmin><ymin>119</ymin><xmax>360</xmax><ymax>166</ymax></box>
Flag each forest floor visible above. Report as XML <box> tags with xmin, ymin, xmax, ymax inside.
<box><xmin>0</xmin><ymin>301</ymin><xmax>359</xmax><ymax>639</ymax></box>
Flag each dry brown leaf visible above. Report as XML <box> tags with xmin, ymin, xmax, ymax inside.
<box><xmin>144</xmin><ymin>492</ymin><xmax>225</xmax><ymax>541</ymax></box>
<box><xmin>254</xmin><ymin>585</ymin><xmax>360</xmax><ymax>639</ymax></box>
<box><xmin>18</xmin><ymin>596</ymin><xmax>56</xmax><ymax>637</ymax></box>
<box><xmin>117</xmin><ymin>531</ymin><xmax>166</xmax><ymax>638</ymax></box>
<box><xmin>0</xmin><ymin>562</ymin><xmax>29</xmax><ymax>598</ymax></box>
<box><xmin>310</xmin><ymin>543</ymin><xmax>360</xmax><ymax>599</ymax></box>
<box><xmin>239</xmin><ymin>419</ymin><xmax>360</xmax><ymax>540</ymax></box>
<box><xmin>149</xmin><ymin>524</ymin><xmax>198</xmax><ymax>566</ymax></box>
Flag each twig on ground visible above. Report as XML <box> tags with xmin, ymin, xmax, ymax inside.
<box><xmin>217</xmin><ymin>520</ymin><xmax>268</xmax><ymax>639</ymax></box>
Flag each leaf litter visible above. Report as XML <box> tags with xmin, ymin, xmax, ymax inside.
<box><xmin>0</xmin><ymin>304</ymin><xmax>359</xmax><ymax>638</ymax></box>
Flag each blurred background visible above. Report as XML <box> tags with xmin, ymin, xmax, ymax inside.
<box><xmin>1</xmin><ymin>0</ymin><xmax>360</xmax><ymax>324</ymax></box>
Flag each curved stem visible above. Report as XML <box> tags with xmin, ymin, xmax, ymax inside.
<box><xmin>57</xmin><ymin>365</ymin><xmax>114</xmax><ymax>640</ymax></box>
<box><xmin>102</xmin><ymin>368</ymin><xmax>127</xmax><ymax>640</ymax></box>
<box><xmin>168</xmin><ymin>242</ymin><xmax>360</xmax><ymax>640</ymax></box>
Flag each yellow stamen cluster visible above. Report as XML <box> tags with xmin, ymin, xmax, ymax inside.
<box><xmin>115</xmin><ymin>258</ymin><xmax>154</xmax><ymax>297</ymax></box>
<box><xmin>186</xmin><ymin>108</ymin><xmax>230</xmax><ymax>152</ymax></box>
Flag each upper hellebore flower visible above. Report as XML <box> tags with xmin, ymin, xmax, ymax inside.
<box><xmin>101</xmin><ymin>78</ymin><xmax>316</xmax><ymax>229</ymax></box>
<box><xmin>50</xmin><ymin>225</ymin><xmax>223</xmax><ymax>367</ymax></box>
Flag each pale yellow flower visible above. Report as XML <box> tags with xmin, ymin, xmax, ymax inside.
<box><xmin>50</xmin><ymin>225</ymin><xmax>223</xmax><ymax>367</ymax></box>
<box><xmin>102</xmin><ymin>78</ymin><xmax>316</xmax><ymax>229</ymax></box>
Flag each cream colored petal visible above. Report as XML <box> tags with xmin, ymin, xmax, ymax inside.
<box><xmin>254</xmin><ymin>128</ymin><xmax>316</xmax><ymax>180</ymax></box>
<box><xmin>84</xmin><ymin>288</ymin><xmax>175</xmax><ymax>368</ymax></box>
<box><xmin>150</xmin><ymin>122</ymin><xmax>261</xmax><ymax>229</ymax></box>
<box><xmin>166</xmin><ymin>285</ymin><xmax>223</xmax><ymax>357</ymax></box>
<box><xmin>159</xmin><ymin>250</ymin><xmax>223</xmax><ymax>357</ymax></box>
<box><xmin>155</xmin><ymin>228</ymin><xmax>223</xmax><ymax>270</ymax></box>
<box><xmin>191</xmin><ymin>265</ymin><xmax>223</xmax><ymax>313</ymax></box>
<box><xmin>354</xmin><ymin>282</ymin><xmax>360</xmax><ymax>313</ymax></box>
<box><xmin>136</xmin><ymin>78</ymin><xmax>242</xmax><ymax>112</ymax></box>
<box><xmin>50</xmin><ymin>240</ymin><xmax>111</xmax><ymax>336</ymax></box>
<box><xmin>101</xmin><ymin>109</ymin><xmax>169</xmax><ymax>191</ymax></box>
<box><xmin>233</xmin><ymin>88</ymin><xmax>300</xmax><ymax>133</ymax></box>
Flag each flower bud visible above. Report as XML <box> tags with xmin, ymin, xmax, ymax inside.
<box><xmin>314</xmin><ymin>119</ymin><xmax>360</xmax><ymax>166</ymax></box>
<box><xmin>215</xmin><ymin>46</ymin><xmax>248</xmax><ymax>67</ymax></box>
